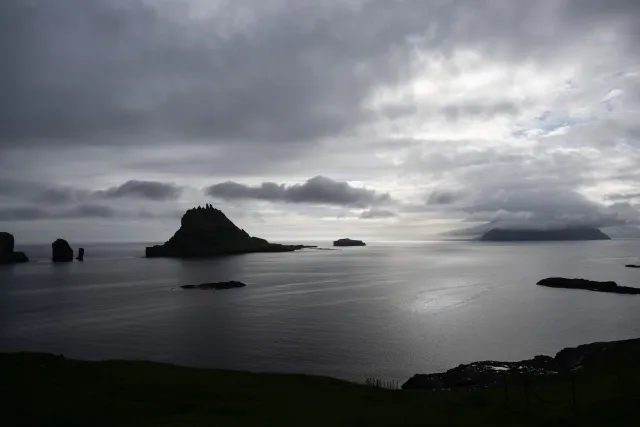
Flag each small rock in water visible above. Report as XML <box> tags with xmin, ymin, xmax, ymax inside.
<box><xmin>52</xmin><ymin>239</ymin><xmax>73</xmax><ymax>263</ymax></box>
<box><xmin>76</xmin><ymin>248</ymin><xmax>85</xmax><ymax>261</ymax></box>
<box><xmin>181</xmin><ymin>281</ymin><xmax>247</xmax><ymax>290</ymax></box>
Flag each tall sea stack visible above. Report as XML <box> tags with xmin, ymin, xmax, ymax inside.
<box><xmin>52</xmin><ymin>239</ymin><xmax>74</xmax><ymax>262</ymax></box>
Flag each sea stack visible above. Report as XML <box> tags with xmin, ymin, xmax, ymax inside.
<box><xmin>52</xmin><ymin>239</ymin><xmax>74</xmax><ymax>262</ymax></box>
<box><xmin>76</xmin><ymin>248</ymin><xmax>85</xmax><ymax>261</ymax></box>
<box><xmin>333</xmin><ymin>238</ymin><xmax>366</xmax><ymax>247</ymax></box>
<box><xmin>145</xmin><ymin>205</ymin><xmax>306</xmax><ymax>258</ymax></box>
<box><xmin>0</xmin><ymin>232</ymin><xmax>29</xmax><ymax>264</ymax></box>
<box><xmin>480</xmin><ymin>227</ymin><xmax>610</xmax><ymax>242</ymax></box>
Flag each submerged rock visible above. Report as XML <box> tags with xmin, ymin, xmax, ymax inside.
<box><xmin>480</xmin><ymin>227</ymin><xmax>610</xmax><ymax>241</ymax></box>
<box><xmin>146</xmin><ymin>205</ymin><xmax>308</xmax><ymax>258</ymax></box>
<box><xmin>537</xmin><ymin>277</ymin><xmax>640</xmax><ymax>295</ymax></box>
<box><xmin>333</xmin><ymin>238</ymin><xmax>366</xmax><ymax>247</ymax></box>
<box><xmin>52</xmin><ymin>239</ymin><xmax>73</xmax><ymax>262</ymax></box>
<box><xmin>181</xmin><ymin>281</ymin><xmax>247</xmax><ymax>290</ymax></box>
<box><xmin>0</xmin><ymin>232</ymin><xmax>29</xmax><ymax>264</ymax></box>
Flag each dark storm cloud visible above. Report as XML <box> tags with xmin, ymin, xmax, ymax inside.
<box><xmin>427</xmin><ymin>190</ymin><xmax>461</xmax><ymax>205</ymax></box>
<box><xmin>3</xmin><ymin>0</ymin><xmax>639</xmax><ymax>149</ymax></box>
<box><xmin>95</xmin><ymin>180</ymin><xmax>182</xmax><ymax>201</ymax></box>
<box><xmin>0</xmin><ymin>179</ymin><xmax>182</xmax><ymax>204</ymax></box>
<box><xmin>206</xmin><ymin>176</ymin><xmax>391</xmax><ymax>208</ymax></box>
<box><xmin>0</xmin><ymin>0</ymin><xmax>413</xmax><ymax>146</ymax></box>
<box><xmin>0</xmin><ymin>204</ymin><xmax>115</xmax><ymax>221</ymax></box>
<box><xmin>359</xmin><ymin>209</ymin><xmax>397</xmax><ymax>219</ymax></box>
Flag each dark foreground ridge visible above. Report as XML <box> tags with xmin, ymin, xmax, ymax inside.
<box><xmin>3</xmin><ymin>338</ymin><xmax>639</xmax><ymax>427</ymax></box>
<box><xmin>0</xmin><ymin>232</ymin><xmax>28</xmax><ymax>264</ymax></box>
<box><xmin>333</xmin><ymin>238</ymin><xmax>366</xmax><ymax>247</ymax></box>
<box><xmin>146</xmin><ymin>205</ymin><xmax>309</xmax><ymax>258</ymax></box>
<box><xmin>480</xmin><ymin>227</ymin><xmax>611</xmax><ymax>241</ymax></box>
<box><xmin>537</xmin><ymin>277</ymin><xmax>640</xmax><ymax>295</ymax></box>
<box><xmin>181</xmin><ymin>281</ymin><xmax>247</xmax><ymax>290</ymax></box>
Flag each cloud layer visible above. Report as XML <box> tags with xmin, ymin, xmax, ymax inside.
<box><xmin>206</xmin><ymin>176</ymin><xmax>391</xmax><ymax>208</ymax></box>
<box><xmin>1</xmin><ymin>0</ymin><xmax>640</xmax><ymax>241</ymax></box>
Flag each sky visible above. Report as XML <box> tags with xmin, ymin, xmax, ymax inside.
<box><xmin>1</xmin><ymin>0</ymin><xmax>640</xmax><ymax>243</ymax></box>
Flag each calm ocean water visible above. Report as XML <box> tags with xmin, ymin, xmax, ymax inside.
<box><xmin>1</xmin><ymin>240</ymin><xmax>640</xmax><ymax>382</ymax></box>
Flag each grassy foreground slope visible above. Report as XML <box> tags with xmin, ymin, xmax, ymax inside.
<box><xmin>2</xmin><ymin>346</ymin><xmax>639</xmax><ymax>427</ymax></box>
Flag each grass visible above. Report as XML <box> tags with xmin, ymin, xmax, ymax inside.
<box><xmin>2</xmin><ymin>351</ymin><xmax>639</xmax><ymax>427</ymax></box>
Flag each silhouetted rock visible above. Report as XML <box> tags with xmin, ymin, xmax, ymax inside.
<box><xmin>625</xmin><ymin>264</ymin><xmax>640</xmax><ymax>269</ymax></box>
<box><xmin>480</xmin><ymin>227</ymin><xmax>610</xmax><ymax>241</ymax></box>
<box><xmin>52</xmin><ymin>239</ymin><xmax>73</xmax><ymax>262</ymax></box>
<box><xmin>403</xmin><ymin>356</ymin><xmax>558</xmax><ymax>390</ymax></box>
<box><xmin>0</xmin><ymin>232</ymin><xmax>29</xmax><ymax>264</ymax></box>
<box><xmin>146</xmin><ymin>205</ymin><xmax>309</xmax><ymax>258</ymax></box>
<box><xmin>0</xmin><ymin>232</ymin><xmax>13</xmax><ymax>253</ymax></box>
<box><xmin>537</xmin><ymin>277</ymin><xmax>640</xmax><ymax>295</ymax></box>
<box><xmin>76</xmin><ymin>248</ymin><xmax>85</xmax><ymax>261</ymax></box>
<box><xmin>181</xmin><ymin>281</ymin><xmax>247</xmax><ymax>290</ymax></box>
<box><xmin>403</xmin><ymin>338</ymin><xmax>640</xmax><ymax>390</ymax></box>
<box><xmin>333</xmin><ymin>238</ymin><xmax>366</xmax><ymax>247</ymax></box>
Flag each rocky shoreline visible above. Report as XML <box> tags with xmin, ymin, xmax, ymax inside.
<box><xmin>403</xmin><ymin>338</ymin><xmax>640</xmax><ymax>390</ymax></box>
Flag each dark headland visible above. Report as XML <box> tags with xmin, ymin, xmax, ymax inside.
<box><xmin>146</xmin><ymin>205</ymin><xmax>309</xmax><ymax>258</ymax></box>
<box><xmin>480</xmin><ymin>227</ymin><xmax>611</xmax><ymax>241</ymax></box>
<box><xmin>333</xmin><ymin>238</ymin><xmax>366</xmax><ymax>247</ymax></box>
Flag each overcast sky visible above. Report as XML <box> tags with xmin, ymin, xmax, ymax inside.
<box><xmin>1</xmin><ymin>0</ymin><xmax>640</xmax><ymax>243</ymax></box>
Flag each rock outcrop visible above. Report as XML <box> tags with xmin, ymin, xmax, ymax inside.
<box><xmin>403</xmin><ymin>338</ymin><xmax>640</xmax><ymax>390</ymax></box>
<box><xmin>625</xmin><ymin>264</ymin><xmax>640</xmax><ymax>269</ymax></box>
<box><xmin>0</xmin><ymin>232</ymin><xmax>29</xmax><ymax>264</ymax></box>
<box><xmin>181</xmin><ymin>281</ymin><xmax>247</xmax><ymax>290</ymax></box>
<box><xmin>480</xmin><ymin>227</ymin><xmax>611</xmax><ymax>241</ymax></box>
<box><xmin>537</xmin><ymin>277</ymin><xmax>640</xmax><ymax>295</ymax></box>
<box><xmin>403</xmin><ymin>355</ymin><xmax>557</xmax><ymax>390</ymax></box>
<box><xmin>333</xmin><ymin>238</ymin><xmax>366</xmax><ymax>247</ymax></box>
<box><xmin>146</xmin><ymin>205</ymin><xmax>307</xmax><ymax>258</ymax></box>
<box><xmin>52</xmin><ymin>239</ymin><xmax>74</xmax><ymax>262</ymax></box>
<box><xmin>76</xmin><ymin>248</ymin><xmax>85</xmax><ymax>261</ymax></box>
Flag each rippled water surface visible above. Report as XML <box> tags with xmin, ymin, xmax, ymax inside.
<box><xmin>2</xmin><ymin>240</ymin><xmax>640</xmax><ymax>382</ymax></box>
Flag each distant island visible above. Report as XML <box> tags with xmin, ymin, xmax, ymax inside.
<box><xmin>146</xmin><ymin>205</ymin><xmax>309</xmax><ymax>258</ymax></box>
<box><xmin>480</xmin><ymin>227</ymin><xmax>611</xmax><ymax>241</ymax></box>
<box><xmin>333</xmin><ymin>238</ymin><xmax>366</xmax><ymax>247</ymax></box>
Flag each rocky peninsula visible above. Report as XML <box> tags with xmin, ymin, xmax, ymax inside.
<box><xmin>480</xmin><ymin>227</ymin><xmax>610</xmax><ymax>241</ymax></box>
<box><xmin>146</xmin><ymin>205</ymin><xmax>308</xmax><ymax>258</ymax></box>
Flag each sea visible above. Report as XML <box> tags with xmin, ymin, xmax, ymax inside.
<box><xmin>1</xmin><ymin>240</ymin><xmax>640</xmax><ymax>383</ymax></box>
